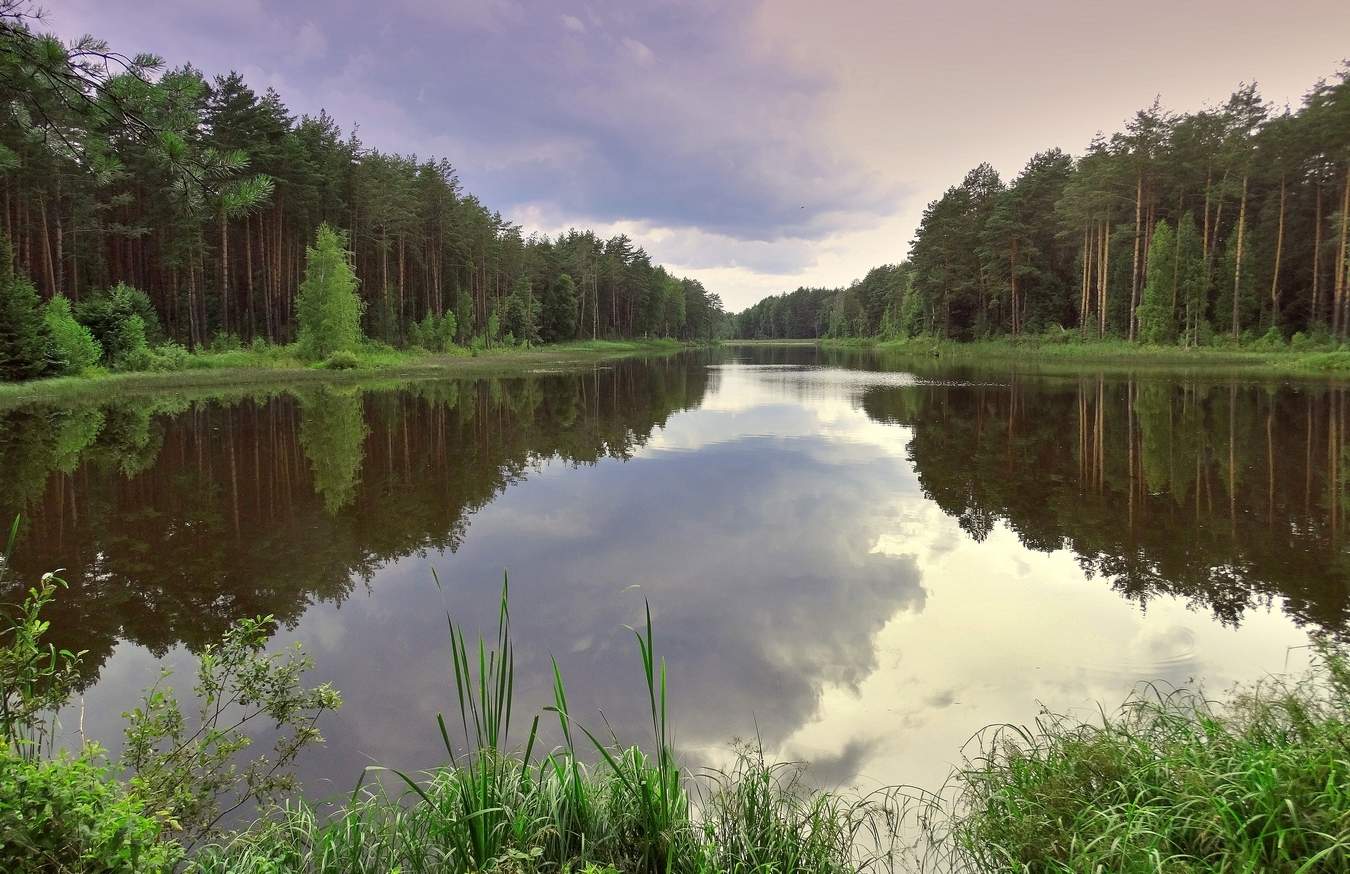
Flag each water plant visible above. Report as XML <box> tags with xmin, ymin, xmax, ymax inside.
<box><xmin>935</xmin><ymin>641</ymin><xmax>1350</xmax><ymax>873</ymax></box>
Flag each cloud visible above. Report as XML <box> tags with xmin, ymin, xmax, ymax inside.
<box><xmin>252</xmin><ymin>427</ymin><xmax>927</xmax><ymax>776</ymax></box>
<box><xmin>619</xmin><ymin>36</ymin><xmax>655</xmax><ymax>65</ymax></box>
<box><xmin>295</xmin><ymin>21</ymin><xmax>327</xmax><ymax>62</ymax></box>
<box><xmin>45</xmin><ymin>0</ymin><xmax>1350</xmax><ymax>312</ymax></box>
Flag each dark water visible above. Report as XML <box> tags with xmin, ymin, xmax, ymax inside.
<box><xmin>3</xmin><ymin>346</ymin><xmax>1348</xmax><ymax>797</ymax></box>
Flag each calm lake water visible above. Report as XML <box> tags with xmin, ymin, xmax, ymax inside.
<box><xmin>3</xmin><ymin>345</ymin><xmax>1347</xmax><ymax>798</ymax></box>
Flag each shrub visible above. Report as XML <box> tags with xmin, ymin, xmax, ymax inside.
<box><xmin>121</xmin><ymin>342</ymin><xmax>192</xmax><ymax>373</ymax></box>
<box><xmin>321</xmin><ymin>350</ymin><xmax>360</xmax><ymax>370</ymax></box>
<box><xmin>0</xmin><ymin>238</ymin><xmax>52</xmax><ymax>381</ymax></box>
<box><xmin>407</xmin><ymin>311</ymin><xmax>458</xmax><ymax>352</ymax></box>
<box><xmin>75</xmin><ymin>284</ymin><xmax>158</xmax><ymax>367</ymax></box>
<box><xmin>122</xmin><ymin>615</ymin><xmax>341</xmax><ymax>847</ymax></box>
<box><xmin>44</xmin><ymin>295</ymin><xmax>103</xmax><ymax>374</ymax></box>
<box><xmin>1</xmin><ymin>575</ymin><xmax>84</xmax><ymax>759</ymax></box>
<box><xmin>0</xmin><ymin>748</ymin><xmax>181</xmax><ymax>873</ymax></box>
<box><xmin>207</xmin><ymin>332</ymin><xmax>242</xmax><ymax>353</ymax></box>
<box><xmin>1251</xmin><ymin>325</ymin><xmax>1285</xmax><ymax>350</ymax></box>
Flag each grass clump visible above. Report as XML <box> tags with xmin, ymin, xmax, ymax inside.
<box><xmin>939</xmin><ymin>640</ymin><xmax>1350</xmax><ymax>873</ymax></box>
<box><xmin>191</xmin><ymin>580</ymin><xmax>906</xmax><ymax>873</ymax></box>
<box><xmin>319</xmin><ymin>349</ymin><xmax>360</xmax><ymax>370</ymax></box>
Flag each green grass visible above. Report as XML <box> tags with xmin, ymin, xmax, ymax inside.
<box><xmin>0</xmin><ymin>339</ymin><xmax>693</xmax><ymax>409</ymax></box>
<box><xmin>10</xmin><ymin>570</ymin><xmax>1350</xmax><ymax>871</ymax></box>
<box><xmin>818</xmin><ymin>335</ymin><xmax>1350</xmax><ymax>377</ymax></box>
<box><xmin>929</xmin><ymin>641</ymin><xmax>1350</xmax><ymax>873</ymax></box>
<box><xmin>188</xmin><ymin>580</ymin><xmax>908</xmax><ymax>873</ymax></box>
<box><xmin>186</xmin><ymin>583</ymin><xmax>1350</xmax><ymax>873</ymax></box>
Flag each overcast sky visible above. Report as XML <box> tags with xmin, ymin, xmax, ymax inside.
<box><xmin>47</xmin><ymin>1</ymin><xmax>1350</xmax><ymax>310</ymax></box>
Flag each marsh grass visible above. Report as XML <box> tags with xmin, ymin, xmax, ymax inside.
<box><xmin>821</xmin><ymin>335</ymin><xmax>1350</xmax><ymax>376</ymax></box>
<box><xmin>191</xmin><ymin>579</ymin><xmax>908</xmax><ymax>873</ymax></box>
<box><xmin>188</xmin><ymin>587</ymin><xmax>1350</xmax><ymax>873</ymax></box>
<box><xmin>931</xmin><ymin>640</ymin><xmax>1350</xmax><ymax>873</ymax></box>
<box><xmin>16</xmin><ymin>568</ymin><xmax>1350</xmax><ymax>872</ymax></box>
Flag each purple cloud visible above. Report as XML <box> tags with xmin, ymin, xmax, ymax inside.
<box><xmin>47</xmin><ymin>0</ymin><xmax>896</xmax><ymax>242</ymax></box>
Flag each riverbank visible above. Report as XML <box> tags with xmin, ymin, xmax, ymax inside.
<box><xmin>0</xmin><ymin>339</ymin><xmax>691</xmax><ymax>409</ymax></box>
<box><xmin>812</xmin><ymin>336</ymin><xmax>1350</xmax><ymax>376</ymax></box>
<box><xmin>7</xmin><ymin>578</ymin><xmax>1348</xmax><ymax>872</ymax></box>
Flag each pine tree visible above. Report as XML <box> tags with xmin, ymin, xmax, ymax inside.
<box><xmin>0</xmin><ymin>237</ymin><xmax>52</xmax><ymax>381</ymax></box>
<box><xmin>1176</xmin><ymin>213</ymin><xmax>1209</xmax><ymax>345</ymax></box>
<box><xmin>542</xmin><ymin>274</ymin><xmax>578</xmax><ymax>342</ymax></box>
<box><xmin>45</xmin><ymin>295</ymin><xmax>102</xmax><ymax>373</ymax></box>
<box><xmin>1137</xmin><ymin>221</ymin><xmax>1178</xmax><ymax>343</ymax></box>
<box><xmin>295</xmin><ymin>224</ymin><xmax>364</xmax><ymax>360</ymax></box>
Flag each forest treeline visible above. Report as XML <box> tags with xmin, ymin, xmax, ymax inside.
<box><xmin>0</xmin><ymin>7</ymin><xmax>726</xmax><ymax>367</ymax></box>
<box><xmin>735</xmin><ymin>69</ymin><xmax>1350</xmax><ymax>345</ymax></box>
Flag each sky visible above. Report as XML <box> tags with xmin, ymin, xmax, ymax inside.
<box><xmin>47</xmin><ymin>0</ymin><xmax>1350</xmax><ymax>311</ymax></box>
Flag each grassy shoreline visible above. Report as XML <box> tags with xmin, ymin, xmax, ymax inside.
<box><xmin>718</xmin><ymin>336</ymin><xmax>1350</xmax><ymax>378</ymax></box>
<box><xmin>733</xmin><ymin>336</ymin><xmax>1350</xmax><ymax>377</ymax></box>
<box><xmin>0</xmin><ymin>339</ymin><xmax>691</xmax><ymax>409</ymax></box>
<box><xmin>6</xmin><ymin>573</ymin><xmax>1350</xmax><ymax>871</ymax></box>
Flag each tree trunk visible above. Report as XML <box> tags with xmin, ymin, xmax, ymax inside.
<box><xmin>1099</xmin><ymin>219</ymin><xmax>1110</xmax><ymax>338</ymax></box>
<box><xmin>1313</xmin><ymin>185</ymin><xmax>1323</xmax><ymax>324</ymax></box>
<box><xmin>1334</xmin><ymin>167</ymin><xmax>1350</xmax><ymax>339</ymax></box>
<box><xmin>1269</xmin><ymin>173</ymin><xmax>1286</xmax><ymax>325</ymax></box>
<box><xmin>1202</xmin><ymin>170</ymin><xmax>1212</xmax><ymax>259</ymax></box>
<box><xmin>245</xmin><ymin>213</ymin><xmax>255</xmax><ymax>341</ymax></box>
<box><xmin>188</xmin><ymin>254</ymin><xmax>199</xmax><ymax>349</ymax></box>
<box><xmin>39</xmin><ymin>194</ymin><xmax>55</xmax><ymax>298</ymax></box>
<box><xmin>1080</xmin><ymin>225</ymin><xmax>1091</xmax><ymax>336</ymax></box>
<box><xmin>1231</xmin><ymin>174</ymin><xmax>1248</xmax><ymax>340</ymax></box>
<box><xmin>220</xmin><ymin>205</ymin><xmax>229</xmax><ymax>336</ymax></box>
<box><xmin>54</xmin><ymin>178</ymin><xmax>64</xmax><ymax>295</ymax></box>
<box><xmin>398</xmin><ymin>235</ymin><xmax>406</xmax><ymax>342</ymax></box>
<box><xmin>261</xmin><ymin>213</ymin><xmax>274</xmax><ymax>342</ymax></box>
<box><xmin>1130</xmin><ymin>173</ymin><xmax>1143</xmax><ymax>341</ymax></box>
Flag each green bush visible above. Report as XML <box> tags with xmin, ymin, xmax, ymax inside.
<box><xmin>1039</xmin><ymin>324</ymin><xmax>1075</xmax><ymax>345</ymax></box>
<box><xmin>207</xmin><ymin>333</ymin><xmax>243</xmax><ymax>353</ymax></box>
<box><xmin>122</xmin><ymin>342</ymin><xmax>193</xmax><ymax>373</ymax></box>
<box><xmin>321</xmin><ymin>350</ymin><xmax>360</xmax><ymax>370</ymax></box>
<box><xmin>1251</xmin><ymin>325</ymin><xmax>1286</xmax><ymax>350</ymax></box>
<box><xmin>0</xmin><ymin>748</ymin><xmax>181</xmax><ymax>873</ymax></box>
<box><xmin>407</xmin><ymin>311</ymin><xmax>458</xmax><ymax>352</ymax></box>
<box><xmin>44</xmin><ymin>296</ymin><xmax>103</xmax><ymax>374</ymax></box>
<box><xmin>74</xmin><ymin>284</ymin><xmax>158</xmax><ymax>367</ymax></box>
<box><xmin>0</xmin><ymin>240</ymin><xmax>52</xmax><ymax>382</ymax></box>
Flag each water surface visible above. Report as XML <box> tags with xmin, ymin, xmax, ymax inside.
<box><xmin>3</xmin><ymin>346</ymin><xmax>1346</xmax><ymax>797</ymax></box>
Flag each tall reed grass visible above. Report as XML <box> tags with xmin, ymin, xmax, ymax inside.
<box><xmin>927</xmin><ymin>640</ymin><xmax>1350</xmax><ymax>873</ymax></box>
<box><xmin>191</xmin><ymin>578</ymin><xmax>907</xmax><ymax>873</ymax></box>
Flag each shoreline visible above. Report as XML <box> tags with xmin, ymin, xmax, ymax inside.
<box><xmin>0</xmin><ymin>339</ymin><xmax>693</xmax><ymax>409</ymax></box>
<box><xmin>726</xmin><ymin>337</ymin><xmax>1350</xmax><ymax>378</ymax></box>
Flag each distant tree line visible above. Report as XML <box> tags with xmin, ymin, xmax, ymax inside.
<box><xmin>736</xmin><ymin>68</ymin><xmax>1350</xmax><ymax>344</ymax></box>
<box><xmin>0</xmin><ymin>4</ymin><xmax>725</xmax><ymax>373</ymax></box>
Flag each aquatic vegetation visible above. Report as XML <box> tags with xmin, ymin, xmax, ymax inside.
<box><xmin>5</xmin><ymin>553</ymin><xmax>1350</xmax><ymax>872</ymax></box>
<box><xmin>190</xmin><ymin>580</ymin><xmax>909</xmax><ymax>873</ymax></box>
<box><xmin>933</xmin><ymin>641</ymin><xmax>1350</xmax><ymax>873</ymax></box>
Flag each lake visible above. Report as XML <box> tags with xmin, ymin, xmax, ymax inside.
<box><xmin>3</xmin><ymin>345</ymin><xmax>1345</xmax><ymax>800</ymax></box>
